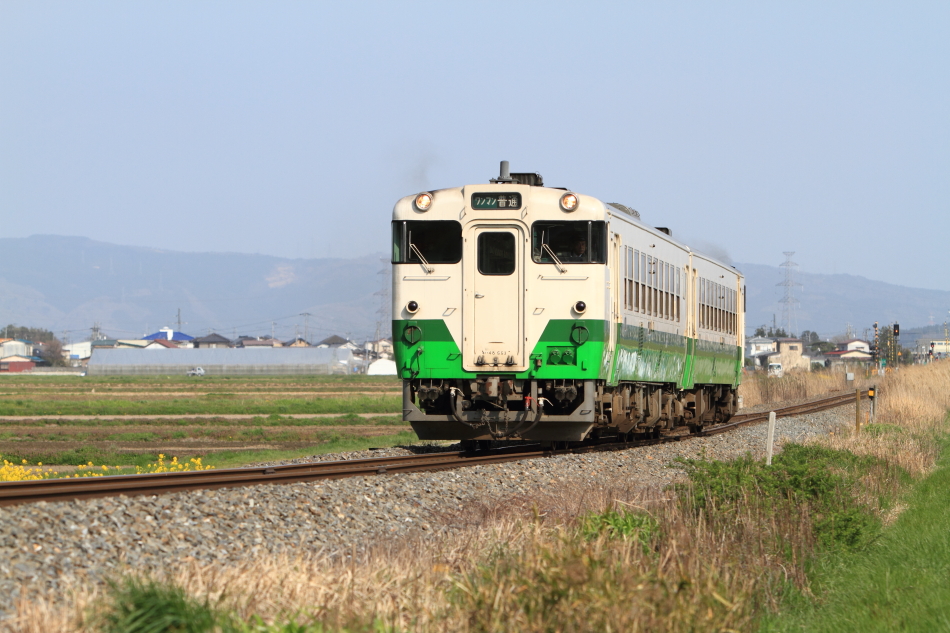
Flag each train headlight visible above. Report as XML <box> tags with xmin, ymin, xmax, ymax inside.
<box><xmin>573</xmin><ymin>300</ymin><xmax>586</xmax><ymax>314</ymax></box>
<box><xmin>406</xmin><ymin>300</ymin><xmax>420</xmax><ymax>314</ymax></box>
<box><xmin>559</xmin><ymin>192</ymin><xmax>579</xmax><ymax>212</ymax></box>
<box><xmin>414</xmin><ymin>193</ymin><xmax>433</xmax><ymax>212</ymax></box>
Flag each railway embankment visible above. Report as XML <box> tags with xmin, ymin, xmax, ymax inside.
<box><xmin>2</xmin><ymin>403</ymin><xmax>858</xmax><ymax>628</ymax></box>
<box><xmin>5</xmin><ymin>363</ymin><xmax>950</xmax><ymax>631</ymax></box>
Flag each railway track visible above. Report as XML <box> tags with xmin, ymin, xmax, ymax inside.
<box><xmin>0</xmin><ymin>390</ymin><xmax>868</xmax><ymax>507</ymax></box>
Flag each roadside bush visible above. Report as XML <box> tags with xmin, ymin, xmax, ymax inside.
<box><xmin>677</xmin><ymin>444</ymin><xmax>896</xmax><ymax>551</ymax></box>
<box><xmin>93</xmin><ymin>577</ymin><xmax>222</xmax><ymax>633</ymax></box>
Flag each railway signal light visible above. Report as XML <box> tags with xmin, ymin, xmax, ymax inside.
<box><xmin>893</xmin><ymin>323</ymin><xmax>900</xmax><ymax>337</ymax></box>
<box><xmin>868</xmin><ymin>387</ymin><xmax>875</xmax><ymax>399</ymax></box>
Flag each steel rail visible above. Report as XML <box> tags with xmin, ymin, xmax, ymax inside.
<box><xmin>0</xmin><ymin>390</ymin><xmax>867</xmax><ymax>508</ymax></box>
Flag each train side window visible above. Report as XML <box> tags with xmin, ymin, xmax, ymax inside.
<box><xmin>391</xmin><ymin>220</ymin><xmax>462</xmax><ymax>264</ymax></box>
<box><xmin>664</xmin><ymin>262</ymin><xmax>670</xmax><ymax>320</ymax></box>
<box><xmin>477</xmin><ymin>232</ymin><xmax>515</xmax><ymax>275</ymax></box>
<box><xmin>699</xmin><ymin>279</ymin><xmax>704</xmax><ymax>328</ymax></box>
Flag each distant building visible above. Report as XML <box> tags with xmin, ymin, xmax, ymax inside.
<box><xmin>0</xmin><ymin>340</ymin><xmax>30</xmax><ymax>358</ymax></box>
<box><xmin>744</xmin><ymin>336</ymin><xmax>775</xmax><ymax>359</ymax></box>
<box><xmin>928</xmin><ymin>341</ymin><xmax>950</xmax><ymax>357</ymax></box>
<box><xmin>364</xmin><ymin>338</ymin><xmax>394</xmax><ymax>358</ymax></box>
<box><xmin>0</xmin><ymin>355</ymin><xmax>35</xmax><ymax>373</ymax></box>
<box><xmin>86</xmin><ymin>347</ymin><xmax>354</xmax><ymax>376</ymax></box>
<box><xmin>238</xmin><ymin>338</ymin><xmax>283</xmax><ymax>348</ymax></box>
<box><xmin>751</xmin><ymin>338</ymin><xmax>814</xmax><ymax>372</ymax></box>
<box><xmin>143</xmin><ymin>339</ymin><xmax>180</xmax><ymax>349</ymax></box>
<box><xmin>315</xmin><ymin>335</ymin><xmax>359</xmax><ymax>350</ymax></box>
<box><xmin>63</xmin><ymin>341</ymin><xmax>93</xmax><ymax>361</ymax></box>
<box><xmin>315</xmin><ymin>335</ymin><xmax>347</xmax><ymax>348</ymax></box>
<box><xmin>144</xmin><ymin>327</ymin><xmax>195</xmax><ymax>343</ymax></box>
<box><xmin>838</xmin><ymin>339</ymin><xmax>871</xmax><ymax>353</ymax></box>
<box><xmin>823</xmin><ymin>339</ymin><xmax>873</xmax><ymax>369</ymax></box>
<box><xmin>285</xmin><ymin>337</ymin><xmax>311</xmax><ymax>348</ymax></box>
<box><xmin>192</xmin><ymin>333</ymin><xmax>233</xmax><ymax>349</ymax></box>
<box><xmin>367</xmin><ymin>358</ymin><xmax>397</xmax><ymax>375</ymax></box>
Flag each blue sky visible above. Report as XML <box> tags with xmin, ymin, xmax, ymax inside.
<box><xmin>2</xmin><ymin>2</ymin><xmax>948</xmax><ymax>288</ymax></box>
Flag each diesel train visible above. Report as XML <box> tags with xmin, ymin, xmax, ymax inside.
<box><xmin>392</xmin><ymin>162</ymin><xmax>743</xmax><ymax>444</ymax></box>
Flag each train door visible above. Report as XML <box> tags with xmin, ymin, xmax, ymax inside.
<box><xmin>606</xmin><ymin>231</ymin><xmax>620</xmax><ymax>383</ymax></box>
<box><xmin>462</xmin><ymin>225</ymin><xmax>525</xmax><ymax>371</ymax></box>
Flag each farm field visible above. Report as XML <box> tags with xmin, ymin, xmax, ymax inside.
<box><xmin>0</xmin><ymin>375</ymin><xmax>408</xmax><ymax>469</ymax></box>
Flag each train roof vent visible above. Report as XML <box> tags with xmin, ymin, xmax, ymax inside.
<box><xmin>655</xmin><ymin>227</ymin><xmax>672</xmax><ymax>236</ymax></box>
<box><xmin>606</xmin><ymin>203</ymin><xmax>641</xmax><ymax>219</ymax></box>
<box><xmin>490</xmin><ymin>160</ymin><xmax>544</xmax><ymax>186</ymax></box>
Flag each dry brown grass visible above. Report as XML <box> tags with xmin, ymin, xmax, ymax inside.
<box><xmin>738</xmin><ymin>368</ymin><xmax>873</xmax><ymax>409</ymax></box>
<box><xmin>805</xmin><ymin>362</ymin><xmax>950</xmax><ymax>476</ymax></box>
<box><xmin>8</xmin><ymin>484</ymin><xmax>812</xmax><ymax>633</ymax></box>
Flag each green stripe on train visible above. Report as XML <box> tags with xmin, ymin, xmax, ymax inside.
<box><xmin>392</xmin><ymin>319</ymin><xmax>741</xmax><ymax>388</ymax></box>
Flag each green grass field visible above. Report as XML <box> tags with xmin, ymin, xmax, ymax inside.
<box><xmin>763</xmin><ymin>436</ymin><xmax>950</xmax><ymax>632</ymax></box>
<box><xmin>0</xmin><ymin>374</ymin><xmax>412</xmax><ymax>471</ymax></box>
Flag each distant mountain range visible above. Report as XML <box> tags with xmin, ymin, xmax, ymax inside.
<box><xmin>2</xmin><ymin>235</ymin><xmax>948</xmax><ymax>343</ymax></box>
<box><xmin>0</xmin><ymin>235</ymin><xmax>389</xmax><ymax>343</ymax></box>
<box><xmin>739</xmin><ymin>262</ymin><xmax>950</xmax><ymax>339</ymax></box>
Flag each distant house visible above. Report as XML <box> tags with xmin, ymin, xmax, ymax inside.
<box><xmin>315</xmin><ymin>335</ymin><xmax>347</xmax><ymax>348</ymax></box>
<box><xmin>143</xmin><ymin>339</ymin><xmax>180</xmax><ymax>349</ymax></box>
<box><xmin>0</xmin><ymin>355</ymin><xmax>35</xmax><ymax>373</ymax></box>
<box><xmin>823</xmin><ymin>339</ymin><xmax>873</xmax><ymax>369</ymax></box>
<box><xmin>838</xmin><ymin>339</ymin><xmax>871</xmax><ymax>353</ymax></box>
<box><xmin>285</xmin><ymin>337</ymin><xmax>311</xmax><ymax>348</ymax></box>
<box><xmin>116</xmin><ymin>340</ymin><xmax>151</xmax><ymax>349</ymax></box>
<box><xmin>315</xmin><ymin>335</ymin><xmax>359</xmax><ymax>350</ymax></box>
<box><xmin>144</xmin><ymin>327</ymin><xmax>195</xmax><ymax>343</ymax></box>
<box><xmin>193</xmin><ymin>333</ymin><xmax>233</xmax><ymax>349</ymax></box>
<box><xmin>238</xmin><ymin>338</ymin><xmax>283</xmax><ymax>348</ymax></box>
<box><xmin>744</xmin><ymin>336</ymin><xmax>775</xmax><ymax>359</ymax></box>
<box><xmin>751</xmin><ymin>338</ymin><xmax>814</xmax><ymax>372</ymax></box>
<box><xmin>63</xmin><ymin>341</ymin><xmax>93</xmax><ymax>361</ymax></box>
<box><xmin>364</xmin><ymin>338</ymin><xmax>394</xmax><ymax>358</ymax></box>
<box><xmin>0</xmin><ymin>340</ymin><xmax>31</xmax><ymax>358</ymax></box>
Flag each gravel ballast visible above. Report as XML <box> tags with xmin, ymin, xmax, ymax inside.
<box><xmin>0</xmin><ymin>405</ymin><xmax>857</xmax><ymax>617</ymax></box>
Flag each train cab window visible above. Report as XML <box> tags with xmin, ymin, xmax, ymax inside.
<box><xmin>392</xmin><ymin>221</ymin><xmax>462</xmax><ymax>264</ymax></box>
<box><xmin>477</xmin><ymin>232</ymin><xmax>516</xmax><ymax>275</ymax></box>
<box><xmin>531</xmin><ymin>221</ymin><xmax>607</xmax><ymax>264</ymax></box>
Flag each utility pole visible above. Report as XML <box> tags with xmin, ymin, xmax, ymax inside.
<box><xmin>176</xmin><ymin>308</ymin><xmax>183</xmax><ymax>332</ymax></box>
<box><xmin>300</xmin><ymin>313</ymin><xmax>313</xmax><ymax>344</ymax></box>
<box><xmin>873</xmin><ymin>322</ymin><xmax>879</xmax><ymax>368</ymax></box>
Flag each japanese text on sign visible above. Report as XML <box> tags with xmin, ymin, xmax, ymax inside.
<box><xmin>471</xmin><ymin>193</ymin><xmax>522</xmax><ymax>210</ymax></box>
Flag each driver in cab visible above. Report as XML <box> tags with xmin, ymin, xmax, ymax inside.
<box><xmin>561</xmin><ymin>234</ymin><xmax>587</xmax><ymax>262</ymax></box>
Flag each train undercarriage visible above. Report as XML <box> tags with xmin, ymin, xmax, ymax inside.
<box><xmin>404</xmin><ymin>378</ymin><xmax>738</xmax><ymax>444</ymax></box>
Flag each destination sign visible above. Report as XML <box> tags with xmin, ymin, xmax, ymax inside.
<box><xmin>471</xmin><ymin>192</ymin><xmax>522</xmax><ymax>210</ymax></box>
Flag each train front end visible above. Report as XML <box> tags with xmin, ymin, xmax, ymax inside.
<box><xmin>392</xmin><ymin>167</ymin><xmax>608</xmax><ymax>442</ymax></box>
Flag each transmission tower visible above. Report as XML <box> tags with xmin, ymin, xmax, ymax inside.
<box><xmin>777</xmin><ymin>252</ymin><xmax>802</xmax><ymax>337</ymax></box>
<box><xmin>372</xmin><ymin>256</ymin><xmax>392</xmax><ymax>359</ymax></box>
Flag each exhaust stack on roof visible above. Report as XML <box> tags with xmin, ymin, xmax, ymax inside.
<box><xmin>490</xmin><ymin>161</ymin><xmax>544</xmax><ymax>186</ymax></box>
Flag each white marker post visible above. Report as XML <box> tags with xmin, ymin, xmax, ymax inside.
<box><xmin>766</xmin><ymin>411</ymin><xmax>777</xmax><ymax>466</ymax></box>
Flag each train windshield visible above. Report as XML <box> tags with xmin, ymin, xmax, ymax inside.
<box><xmin>392</xmin><ymin>221</ymin><xmax>463</xmax><ymax>264</ymax></box>
<box><xmin>531</xmin><ymin>221</ymin><xmax>606</xmax><ymax>264</ymax></box>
